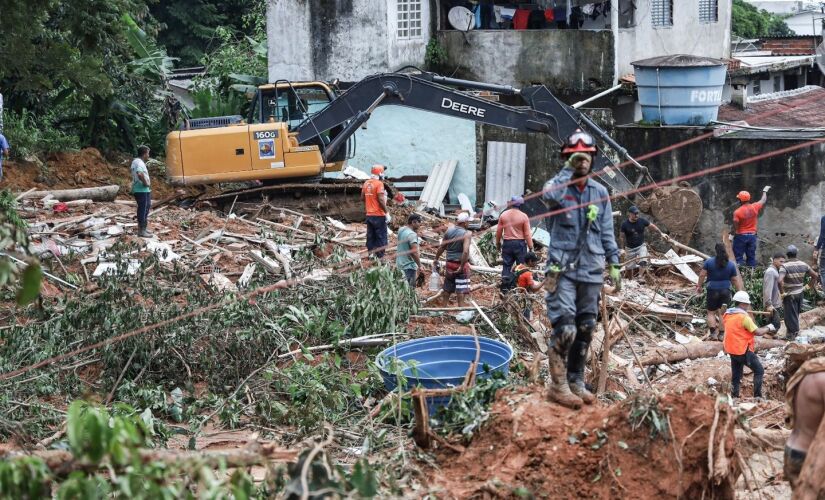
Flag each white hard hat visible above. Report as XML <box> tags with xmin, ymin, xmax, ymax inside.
<box><xmin>457</xmin><ymin>212</ymin><xmax>471</xmax><ymax>223</ymax></box>
<box><xmin>732</xmin><ymin>291</ymin><xmax>751</xmax><ymax>305</ymax></box>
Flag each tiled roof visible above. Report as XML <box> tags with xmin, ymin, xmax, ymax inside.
<box><xmin>717</xmin><ymin>86</ymin><xmax>825</xmax><ymax>128</ymax></box>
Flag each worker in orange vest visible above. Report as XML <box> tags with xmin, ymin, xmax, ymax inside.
<box><xmin>732</xmin><ymin>187</ymin><xmax>770</xmax><ymax>267</ymax></box>
<box><xmin>723</xmin><ymin>290</ymin><xmax>776</xmax><ymax>400</ymax></box>
<box><xmin>361</xmin><ymin>165</ymin><xmax>389</xmax><ymax>258</ymax></box>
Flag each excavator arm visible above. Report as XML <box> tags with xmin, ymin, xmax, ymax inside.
<box><xmin>294</xmin><ymin>72</ymin><xmax>644</xmax><ymax>193</ymax></box>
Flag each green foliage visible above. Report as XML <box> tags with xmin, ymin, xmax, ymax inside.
<box><xmin>347</xmin><ymin>265</ymin><xmax>418</xmax><ymax>337</ymax></box>
<box><xmin>0</xmin><ymin>190</ymin><xmax>41</xmax><ymax>306</ymax></box>
<box><xmin>188</xmin><ymin>89</ymin><xmax>246</xmax><ymax>118</ymax></box>
<box><xmin>197</xmin><ymin>27</ymin><xmax>267</xmax><ymax>93</ymax></box>
<box><xmin>732</xmin><ymin>0</ymin><xmax>793</xmax><ymax>38</ymax></box>
<box><xmin>2</xmin><ymin>110</ymin><xmax>80</xmax><ymax>159</ymax></box>
<box><xmin>433</xmin><ymin>371</ymin><xmax>509</xmax><ymax>441</ymax></box>
<box><xmin>425</xmin><ymin>38</ymin><xmax>448</xmax><ymax>71</ymax></box>
<box><xmin>628</xmin><ymin>395</ymin><xmax>670</xmax><ymax>440</ymax></box>
<box><xmin>150</xmin><ymin>0</ymin><xmax>226</xmax><ymax>66</ymax></box>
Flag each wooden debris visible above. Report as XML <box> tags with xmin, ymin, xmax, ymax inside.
<box><xmin>664</xmin><ymin>248</ymin><xmax>699</xmax><ymax>284</ymax></box>
<box><xmin>249</xmin><ymin>250</ymin><xmax>280</xmax><ymax>274</ymax></box>
<box><xmin>19</xmin><ymin>185</ymin><xmax>120</xmax><ymax>202</ymax></box>
<box><xmin>201</xmin><ymin>273</ymin><xmax>238</xmax><ymax>293</ymax></box>
<box><xmin>778</xmin><ymin>306</ymin><xmax>825</xmax><ymax>339</ymax></box>
<box><xmin>637</xmin><ymin>338</ymin><xmax>786</xmax><ymax>366</ymax></box>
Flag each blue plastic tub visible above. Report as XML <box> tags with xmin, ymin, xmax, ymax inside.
<box><xmin>376</xmin><ymin>335</ymin><xmax>513</xmax><ymax>412</ymax></box>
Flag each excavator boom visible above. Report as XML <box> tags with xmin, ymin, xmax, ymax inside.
<box><xmin>295</xmin><ymin>72</ymin><xmax>644</xmax><ymax>193</ymax></box>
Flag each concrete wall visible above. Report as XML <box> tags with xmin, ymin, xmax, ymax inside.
<box><xmin>612</xmin><ymin>126</ymin><xmax>825</xmax><ymax>261</ymax></box>
<box><xmin>267</xmin><ymin>0</ymin><xmax>430</xmax><ymax>83</ymax></box>
<box><xmin>616</xmin><ymin>0</ymin><xmax>732</xmax><ymax>76</ymax></box>
<box><xmin>346</xmin><ymin>106</ymin><xmax>477</xmax><ymax>204</ymax></box>
<box><xmin>436</xmin><ymin>30</ymin><xmax>615</xmax><ymax>93</ymax></box>
<box><xmin>474</xmin><ymin>120</ymin><xmax>825</xmax><ymax>261</ymax></box>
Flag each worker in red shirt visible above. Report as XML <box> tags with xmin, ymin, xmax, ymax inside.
<box><xmin>496</xmin><ymin>195</ymin><xmax>534</xmax><ymax>285</ymax></box>
<box><xmin>361</xmin><ymin>165</ymin><xmax>389</xmax><ymax>258</ymax></box>
<box><xmin>514</xmin><ymin>252</ymin><xmax>543</xmax><ymax>321</ymax></box>
<box><xmin>732</xmin><ymin>186</ymin><xmax>770</xmax><ymax>267</ymax></box>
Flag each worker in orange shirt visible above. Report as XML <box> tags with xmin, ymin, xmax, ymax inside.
<box><xmin>496</xmin><ymin>195</ymin><xmax>534</xmax><ymax>285</ymax></box>
<box><xmin>723</xmin><ymin>290</ymin><xmax>776</xmax><ymax>399</ymax></box>
<box><xmin>732</xmin><ymin>186</ymin><xmax>770</xmax><ymax>267</ymax></box>
<box><xmin>361</xmin><ymin>165</ymin><xmax>389</xmax><ymax>258</ymax></box>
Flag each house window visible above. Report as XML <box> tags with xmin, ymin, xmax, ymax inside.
<box><xmin>699</xmin><ymin>0</ymin><xmax>718</xmax><ymax>23</ymax></box>
<box><xmin>397</xmin><ymin>0</ymin><xmax>422</xmax><ymax>39</ymax></box>
<box><xmin>773</xmin><ymin>75</ymin><xmax>781</xmax><ymax>92</ymax></box>
<box><xmin>619</xmin><ymin>0</ymin><xmax>636</xmax><ymax>28</ymax></box>
<box><xmin>651</xmin><ymin>0</ymin><xmax>673</xmax><ymax>27</ymax></box>
<box><xmin>752</xmin><ymin>80</ymin><xmax>761</xmax><ymax>95</ymax></box>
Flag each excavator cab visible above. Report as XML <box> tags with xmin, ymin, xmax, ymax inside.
<box><xmin>166</xmin><ymin>81</ymin><xmax>348</xmax><ymax>186</ymax></box>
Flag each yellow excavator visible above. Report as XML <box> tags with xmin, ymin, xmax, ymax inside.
<box><xmin>165</xmin><ymin>72</ymin><xmax>674</xmax><ymax>223</ymax></box>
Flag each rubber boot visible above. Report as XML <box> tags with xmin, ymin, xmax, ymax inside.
<box><xmin>547</xmin><ymin>350</ymin><xmax>582</xmax><ymax>409</ymax></box>
<box><xmin>138</xmin><ymin>225</ymin><xmax>153</xmax><ymax>238</ymax></box>
<box><xmin>568</xmin><ymin>373</ymin><xmax>596</xmax><ymax>405</ymax></box>
<box><xmin>567</xmin><ymin>329</ymin><xmax>596</xmax><ymax>405</ymax></box>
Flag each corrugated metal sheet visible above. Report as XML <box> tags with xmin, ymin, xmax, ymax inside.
<box><xmin>418</xmin><ymin>160</ymin><xmax>458</xmax><ymax>210</ymax></box>
<box><xmin>485</xmin><ymin>141</ymin><xmax>526</xmax><ymax>205</ymax></box>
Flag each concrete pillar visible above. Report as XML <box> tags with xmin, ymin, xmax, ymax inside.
<box><xmin>731</xmin><ymin>84</ymin><xmax>748</xmax><ymax>110</ymax></box>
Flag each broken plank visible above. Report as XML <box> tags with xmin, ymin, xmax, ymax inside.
<box><xmin>665</xmin><ymin>248</ymin><xmax>699</xmax><ymax>284</ymax></box>
<box><xmin>263</xmin><ymin>241</ymin><xmax>292</xmax><ymax>280</ymax></box>
<box><xmin>201</xmin><ymin>273</ymin><xmax>237</xmax><ymax>293</ymax></box>
<box><xmin>238</xmin><ymin>263</ymin><xmax>256</xmax><ymax>288</ymax></box>
<box><xmin>248</xmin><ymin>250</ymin><xmax>280</xmax><ymax>274</ymax></box>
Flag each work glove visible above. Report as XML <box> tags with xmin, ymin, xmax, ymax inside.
<box><xmin>766</xmin><ymin>324</ymin><xmax>777</xmax><ymax>333</ymax></box>
<box><xmin>728</xmin><ymin>234</ymin><xmax>734</xmax><ymax>242</ymax></box>
<box><xmin>385</xmin><ymin>213</ymin><xmax>392</xmax><ymax>223</ymax></box>
<box><xmin>609</xmin><ymin>264</ymin><xmax>622</xmax><ymax>291</ymax></box>
<box><xmin>587</xmin><ymin>204</ymin><xmax>599</xmax><ymax>223</ymax></box>
<box><xmin>762</xmin><ymin>185</ymin><xmax>771</xmax><ymax>193</ymax></box>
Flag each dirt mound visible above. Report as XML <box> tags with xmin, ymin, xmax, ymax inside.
<box><xmin>2</xmin><ymin>148</ymin><xmax>185</xmax><ymax>199</ymax></box>
<box><xmin>427</xmin><ymin>388</ymin><xmax>737</xmax><ymax>499</ymax></box>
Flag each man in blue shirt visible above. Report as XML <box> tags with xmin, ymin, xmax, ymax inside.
<box><xmin>0</xmin><ymin>133</ymin><xmax>10</xmax><ymax>181</ymax></box>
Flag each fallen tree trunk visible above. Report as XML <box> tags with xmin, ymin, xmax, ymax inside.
<box><xmin>20</xmin><ymin>185</ymin><xmax>120</xmax><ymax>202</ymax></box>
<box><xmin>778</xmin><ymin>306</ymin><xmax>825</xmax><ymax>339</ymax></box>
<box><xmin>638</xmin><ymin>338</ymin><xmax>786</xmax><ymax>366</ymax></box>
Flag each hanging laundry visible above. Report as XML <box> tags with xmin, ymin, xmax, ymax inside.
<box><xmin>581</xmin><ymin>3</ymin><xmax>595</xmax><ymax>16</ymax></box>
<box><xmin>513</xmin><ymin>8</ymin><xmax>531</xmax><ymax>29</ymax></box>
<box><xmin>528</xmin><ymin>9</ymin><xmax>547</xmax><ymax>29</ymax></box>
<box><xmin>544</xmin><ymin>8</ymin><xmax>555</xmax><ymax>22</ymax></box>
<box><xmin>499</xmin><ymin>7</ymin><xmax>516</xmax><ymax>20</ymax></box>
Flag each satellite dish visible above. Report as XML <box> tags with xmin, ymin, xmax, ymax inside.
<box><xmin>448</xmin><ymin>6</ymin><xmax>475</xmax><ymax>31</ymax></box>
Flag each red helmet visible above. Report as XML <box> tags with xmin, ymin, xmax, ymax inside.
<box><xmin>562</xmin><ymin>129</ymin><xmax>597</xmax><ymax>155</ymax></box>
<box><xmin>736</xmin><ymin>191</ymin><xmax>751</xmax><ymax>202</ymax></box>
<box><xmin>371</xmin><ymin>164</ymin><xmax>385</xmax><ymax>176</ymax></box>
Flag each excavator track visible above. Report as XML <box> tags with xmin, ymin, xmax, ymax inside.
<box><xmin>196</xmin><ymin>179</ymin><xmax>396</xmax><ymax>222</ymax></box>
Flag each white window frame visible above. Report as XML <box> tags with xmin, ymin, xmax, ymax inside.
<box><xmin>651</xmin><ymin>0</ymin><xmax>673</xmax><ymax>28</ymax></box>
<box><xmin>397</xmin><ymin>0</ymin><xmax>423</xmax><ymax>40</ymax></box>
<box><xmin>699</xmin><ymin>0</ymin><xmax>718</xmax><ymax>23</ymax></box>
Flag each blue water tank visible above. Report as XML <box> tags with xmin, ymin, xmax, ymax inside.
<box><xmin>633</xmin><ymin>55</ymin><xmax>727</xmax><ymax>125</ymax></box>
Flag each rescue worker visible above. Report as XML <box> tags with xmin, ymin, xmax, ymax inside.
<box><xmin>763</xmin><ymin>252</ymin><xmax>785</xmax><ymax>331</ymax></box>
<box><xmin>361</xmin><ymin>165</ymin><xmax>388</xmax><ymax>258</ymax></box>
<box><xmin>784</xmin><ymin>357</ymin><xmax>825</xmax><ymax>492</ymax></box>
<box><xmin>723</xmin><ymin>291</ymin><xmax>776</xmax><ymax>400</ymax></box>
<box><xmin>696</xmin><ymin>243</ymin><xmax>744</xmax><ymax>341</ymax></box>
<box><xmin>779</xmin><ymin>244</ymin><xmax>819</xmax><ymax>340</ymax></box>
<box><xmin>496</xmin><ymin>195</ymin><xmax>534</xmax><ymax>283</ymax></box>
<box><xmin>514</xmin><ymin>252</ymin><xmax>543</xmax><ymax>321</ymax></box>
<box><xmin>433</xmin><ymin>212</ymin><xmax>473</xmax><ymax>307</ymax></box>
<box><xmin>396</xmin><ymin>213</ymin><xmax>423</xmax><ymax>287</ymax></box>
<box><xmin>732</xmin><ymin>186</ymin><xmax>770</xmax><ymax>267</ymax></box>
<box><xmin>619</xmin><ymin>205</ymin><xmax>662</xmax><ymax>278</ymax></box>
<box><xmin>542</xmin><ymin>129</ymin><xmax>620</xmax><ymax>409</ymax></box>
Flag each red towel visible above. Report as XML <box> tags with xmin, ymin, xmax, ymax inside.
<box><xmin>513</xmin><ymin>9</ymin><xmax>530</xmax><ymax>29</ymax></box>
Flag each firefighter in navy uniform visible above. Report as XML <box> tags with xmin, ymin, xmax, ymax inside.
<box><xmin>542</xmin><ymin>130</ymin><xmax>621</xmax><ymax>409</ymax></box>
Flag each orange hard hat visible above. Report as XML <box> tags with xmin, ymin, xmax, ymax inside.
<box><xmin>371</xmin><ymin>164</ymin><xmax>385</xmax><ymax>175</ymax></box>
<box><xmin>736</xmin><ymin>191</ymin><xmax>751</xmax><ymax>202</ymax></box>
